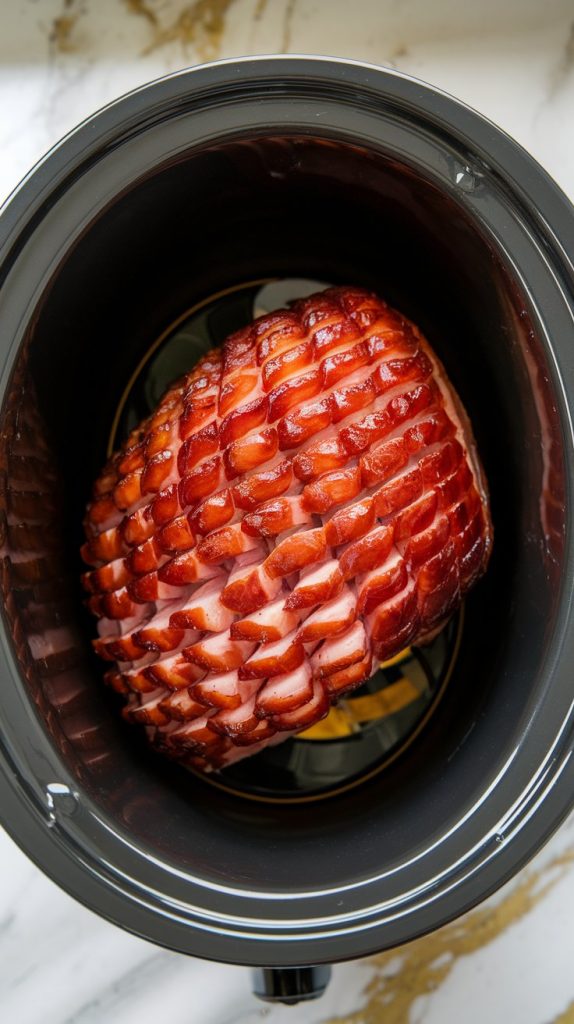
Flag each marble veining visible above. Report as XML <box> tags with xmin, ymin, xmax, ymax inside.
<box><xmin>1</xmin><ymin>1</ymin><xmax>574</xmax><ymax>1021</ymax></box>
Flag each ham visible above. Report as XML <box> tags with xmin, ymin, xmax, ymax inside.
<box><xmin>83</xmin><ymin>286</ymin><xmax>492</xmax><ymax>771</ymax></box>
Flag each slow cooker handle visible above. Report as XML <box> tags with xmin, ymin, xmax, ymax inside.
<box><xmin>251</xmin><ymin>965</ymin><xmax>332</xmax><ymax>1005</ymax></box>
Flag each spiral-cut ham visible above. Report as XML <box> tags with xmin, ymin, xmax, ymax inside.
<box><xmin>82</xmin><ymin>287</ymin><xmax>492</xmax><ymax>771</ymax></box>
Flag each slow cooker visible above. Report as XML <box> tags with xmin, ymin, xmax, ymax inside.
<box><xmin>1</xmin><ymin>56</ymin><xmax>573</xmax><ymax>1005</ymax></box>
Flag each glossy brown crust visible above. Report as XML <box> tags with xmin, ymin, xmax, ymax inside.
<box><xmin>82</xmin><ymin>287</ymin><xmax>492</xmax><ymax>771</ymax></box>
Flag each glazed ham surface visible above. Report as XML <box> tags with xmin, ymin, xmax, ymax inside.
<box><xmin>82</xmin><ymin>287</ymin><xmax>492</xmax><ymax>771</ymax></box>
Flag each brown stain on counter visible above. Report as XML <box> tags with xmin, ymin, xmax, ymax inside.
<box><xmin>131</xmin><ymin>0</ymin><xmax>236</xmax><ymax>60</ymax></box>
<box><xmin>124</xmin><ymin>0</ymin><xmax>158</xmax><ymax>27</ymax></box>
<box><xmin>50</xmin><ymin>0</ymin><xmax>84</xmax><ymax>54</ymax></box>
<box><xmin>281</xmin><ymin>0</ymin><xmax>297</xmax><ymax>53</ymax></box>
<box><xmin>50</xmin><ymin>0</ymin><xmax>237</xmax><ymax>59</ymax></box>
<box><xmin>325</xmin><ymin>847</ymin><xmax>574</xmax><ymax>1024</ymax></box>
<box><xmin>50</xmin><ymin>15</ymin><xmax>79</xmax><ymax>53</ymax></box>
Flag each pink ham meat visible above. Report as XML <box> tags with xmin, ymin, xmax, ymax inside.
<box><xmin>82</xmin><ymin>287</ymin><xmax>492</xmax><ymax>771</ymax></box>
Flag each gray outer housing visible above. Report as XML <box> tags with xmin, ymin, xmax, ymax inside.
<box><xmin>0</xmin><ymin>57</ymin><xmax>573</xmax><ymax>968</ymax></box>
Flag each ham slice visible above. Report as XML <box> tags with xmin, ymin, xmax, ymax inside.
<box><xmin>193</xmin><ymin>671</ymin><xmax>260</xmax><ymax>710</ymax></box>
<box><xmin>83</xmin><ymin>286</ymin><xmax>492</xmax><ymax>771</ymax></box>
<box><xmin>231</xmin><ymin>598</ymin><xmax>299</xmax><ymax>643</ymax></box>
<box><xmin>284</xmin><ymin>559</ymin><xmax>344</xmax><ymax>610</ymax></box>
<box><xmin>311</xmin><ymin>620</ymin><xmax>368</xmax><ymax>678</ymax></box>
<box><xmin>295</xmin><ymin>587</ymin><xmax>356</xmax><ymax>643</ymax></box>
<box><xmin>184</xmin><ymin>631</ymin><xmax>255</xmax><ymax>673</ymax></box>
<box><xmin>255</xmin><ymin>663</ymin><xmax>314</xmax><ymax>716</ymax></box>
<box><xmin>240</xmin><ymin>632</ymin><xmax>304</xmax><ymax>678</ymax></box>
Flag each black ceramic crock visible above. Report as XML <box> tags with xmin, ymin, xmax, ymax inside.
<box><xmin>1</xmin><ymin>56</ymin><xmax>574</xmax><ymax>1003</ymax></box>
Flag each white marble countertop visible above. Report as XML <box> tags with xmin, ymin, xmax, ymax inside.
<box><xmin>2</xmin><ymin>2</ymin><xmax>574</xmax><ymax>1021</ymax></box>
